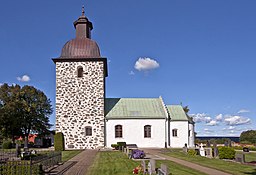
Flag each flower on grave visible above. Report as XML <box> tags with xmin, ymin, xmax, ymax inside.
<box><xmin>132</xmin><ymin>150</ymin><xmax>145</xmax><ymax>159</ymax></box>
<box><xmin>133</xmin><ymin>165</ymin><xmax>143</xmax><ymax>174</ymax></box>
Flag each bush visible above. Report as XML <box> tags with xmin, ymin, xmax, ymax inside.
<box><xmin>2</xmin><ymin>140</ymin><xmax>12</xmax><ymax>149</ymax></box>
<box><xmin>218</xmin><ymin>147</ymin><xmax>235</xmax><ymax>159</ymax></box>
<box><xmin>54</xmin><ymin>132</ymin><xmax>65</xmax><ymax>151</ymax></box>
<box><xmin>132</xmin><ymin>150</ymin><xmax>145</xmax><ymax>159</ymax></box>
<box><xmin>188</xmin><ymin>149</ymin><xmax>197</xmax><ymax>156</ymax></box>
<box><xmin>117</xmin><ymin>142</ymin><xmax>126</xmax><ymax>150</ymax></box>
<box><xmin>111</xmin><ymin>144</ymin><xmax>119</xmax><ymax>150</ymax></box>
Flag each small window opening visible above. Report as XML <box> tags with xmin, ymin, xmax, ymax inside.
<box><xmin>78</xmin><ymin>67</ymin><xmax>83</xmax><ymax>77</ymax></box>
<box><xmin>85</xmin><ymin>126</ymin><xmax>92</xmax><ymax>136</ymax></box>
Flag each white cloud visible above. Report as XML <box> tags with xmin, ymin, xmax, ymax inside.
<box><xmin>134</xmin><ymin>57</ymin><xmax>160</xmax><ymax>71</ymax></box>
<box><xmin>204</xmin><ymin>128</ymin><xmax>214</xmax><ymax>133</ymax></box>
<box><xmin>0</xmin><ymin>83</ymin><xmax>3</xmax><ymax>86</ymax></box>
<box><xmin>206</xmin><ymin>120</ymin><xmax>217</xmax><ymax>126</ymax></box>
<box><xmin>17</xmin><ymin>75</ymin><xmax>30</xmax><ymax>82</ymax></box>
<box><xmin>238</xmin><ymin>109</ymin><xmax>250</xmax><ymax>114</ymax></box>
<box><xmin>215</xmin><ymin>114</ymin><xmax>223</xmax><ymax>121</ymax></box>
<box><xmin>224</xmin><ymin>115</ymin><xmax>251</xmax><ymax>126</ymax></box>
<box><xmin>129</xmin><ymin>71</ymin><xmax>135</xmax><ymax>75</ymax></box>
<box><xmin>191</xmin><ymin>113</ymin><xmax>211</xmax><ymax>123</ymax></box>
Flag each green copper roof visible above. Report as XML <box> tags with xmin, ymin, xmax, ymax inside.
<box><xmin>105</xmin><ymin>98</ymin><xmax>167</xmax><ymax>119</ymax></box>
<box><xmin>166</xmin><ymin>105</ymin><xmax>189</xmax><ymax>121</ymax></box>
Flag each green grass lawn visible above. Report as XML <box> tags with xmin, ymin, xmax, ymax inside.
<box><xmin>61</xmin><ymin>150</ymin><xmax>82</xmax><ymax>162</ymax></box>
<box><xmin>87</xmin><ymin>151</ymin><xmax>207</xmax><ymax>175</ymax></box>
<box><xmin>163</xmin><ymin>149</ymin><xmax>256</xmax><ymax>175</ymax></box>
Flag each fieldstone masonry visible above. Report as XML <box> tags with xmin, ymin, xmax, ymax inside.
<box><xmin>55</xmin><ymin>61</ymin><xmax>105</xmax><ymax>149</ymax></box>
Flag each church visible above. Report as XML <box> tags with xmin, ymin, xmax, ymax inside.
<box><xmin>52</xmin><ymin>8</ymin><xmax>195</xmax><ymax>150</ymax></box>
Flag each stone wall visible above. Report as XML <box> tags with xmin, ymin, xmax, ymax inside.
<box><xmin>55</xmin><ymin>61</ymin><xmax>105</xmax><ymax>149</ymax></box>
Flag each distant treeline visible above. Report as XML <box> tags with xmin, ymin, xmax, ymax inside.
<box><xmin>196</xmin><ymin>136</ymin><xmax>240</xmax><ymax>144</ymax></box>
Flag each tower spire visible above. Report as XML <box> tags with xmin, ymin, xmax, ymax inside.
<box><xmin>82</xmin><ymin>5</ymin><xmax>85</xmax><ymax>16</ymax></box>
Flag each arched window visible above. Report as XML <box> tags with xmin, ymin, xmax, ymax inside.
<box><xmin>144</xmin><ymin>125</ymin><xmax>151</xmax><ymax>138</ymax></box>
<box><xmin>77</xmin><ymin>67</ymin><xmax>83</xmax><ymax>77</ymax></box>
<box><xmin>115</xmin><ymin>125</ymin><xmax>122</xmax><ymax>138</ymax></box>
<box><xmin>85</xmin><ymin>126</ymin><xmax>92</xmax><ymax>136</ymax></box>
<box><xmin>172</xmin><ymin>129</ymin><xmax>178</xmax><ymax>137</ymax></box>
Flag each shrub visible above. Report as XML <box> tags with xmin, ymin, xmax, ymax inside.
<box><xmin>111</xmin><ymin>144</ymin><xmax>118</xmax><ymax>150</ymax></box>
<box><xmin>2</xmin><ymin>140</ymin><xmax>12</xmax><ymax>149</ymax></box>
<box><xmin>54</xmin><ymin>132</ymin><xmax>65</xmax><ymax>151</ymax></box>
<box><xmin>218</xmin><ymin>147</ymin><xmax>235</xmax><ymax>159</ymax></box>
<box><xmin>117</xmin><ymin>142</ymin><xmax>126</xmax><ymax>150</ymax></box>
<box><xmin>188</xmin><ymin>149</ymin><xmax>197</xmax><ymax>156</ymax></box>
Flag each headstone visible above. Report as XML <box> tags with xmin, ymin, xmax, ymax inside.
<box><xmin>235</xmin><ymin>154</ymin><xmax>245</xmax><ymax>163</ymax></box>
<box><xmin>213</xmin><ymin>141</ymin><xmax>218</xmax><ymax>158</ymax></box>
<box><xmin>204</xmin><ymin>148</ymin><xmax>212</xmax><ymax>158</ymax></box>
<box><xmin>224</xmin><ymin>141</ymin><xmax>228</xmax><ymax>147</ymax></box>
<box><xmin>157</xmin><ymin>164</ymin><xmax>168</xmax><ymax>175</ymax></box>
<box><xmin>141</xmin><ymin>160</ymin><xmax>146</xmax><ymax>173</ymax></box>
<box><xmin>148</xmin><ymin>159</ymin><xmax>156</xmax><ymax>175</ymax></box>
<box><xmin>228</xmin><ymin>140</ymin><xmax>232</xmax><ymax>147</ymax></box>
<box><xmin>199</xmin><ymin>143</ymin><xmax>205</xmax><ymax>156</ymax></box>
<box><xmin>183</xmin><ymin>146</ymin><xmax>188</xmax><ymax>153</ymax></box>
<box><xmin>16</xmin><ymin>143</ymin><xmax>21</xmax><ymax>157</ymax></box>
<box><xmin>243</xmin><ymin>147</ymin><xmax>249</xmax><ymax>152</ymax></box>
<box><xmin>206</xmin><ymin>140</ymin><xmax>211</xmax><ymax>147</ymax></box>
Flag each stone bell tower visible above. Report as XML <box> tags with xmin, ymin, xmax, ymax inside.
<box><xmin>53</xmin><ymin>7</ymin><xmax>108</xmax><ymax>149</ymax></box>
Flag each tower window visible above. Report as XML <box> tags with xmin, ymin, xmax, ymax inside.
<box><xmin>172</xmin><ymin>129</ymin><xmax>178</xmax><ymax>137</ymax></box>
<box><xmin>115</xmin><ymin>125</ymin><xmax>122</xmax><ymax>138</ymax></box>
<box><xmin>85</xmin><ymin>126</ymin><xmax>92</xmax><ymax>136</ymax></box>
<box><xmin>77</xmin><ymin>67</ymin><xmax>83</xmax><ymax>77</ymax></box>
<box><xmin>144</xmin><ymin>125</ymin><xmax>151</xmax><ymax>138</ymax></box>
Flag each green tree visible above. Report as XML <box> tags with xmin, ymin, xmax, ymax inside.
<box><xmin>0</xmin><ymin>84</ymin><xmax>53</xmax><ymax>146</ymax></box>
<box><xmin>240</xmin><ymin>130</ymin><xmax>256</xmax><ymax>145</ymax></box>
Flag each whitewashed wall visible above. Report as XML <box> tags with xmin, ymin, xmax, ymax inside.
<box><xmin>169</xmin><ymin>121</ymin><xmax>189</xmax><ymax>148</ymax></box>
<box><xmin>188</xmin><ymin>123</ymin><xmax>195</xmax><ymax>148</ymax></box>
<box><xmin>106</xmin><ymin>119</ymin><xmax>166</xmax><ymax>148</ymax></box>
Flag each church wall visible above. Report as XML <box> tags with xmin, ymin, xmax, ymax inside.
<box><xmin>55</xmin><ymin>61</ymin><xmax>105</xmax><ymax>149</ymax></box>
<box><xmin>188</xmin><ymin>123</ymin><xmax>195</xmax><ymax>147</ymax></box>
<box><xmin>170</xmin><ymin>121</ymin><xmax>189</xmax><ymax>148</ymax></box>
<box><xmin>106</xmin><ymin>119</ymin><xmax>166</xmax><ymax>148</ymax></box>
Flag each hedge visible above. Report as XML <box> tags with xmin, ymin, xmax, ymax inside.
<box><xmin>218</xmin><ymin>147</ymin><xmax>235</xmax><ymax>159</ymax></box>
<box><xmin>54</xmin><ymin>132</ymin><xmax>65</xmax><ymax>151</ymax></box>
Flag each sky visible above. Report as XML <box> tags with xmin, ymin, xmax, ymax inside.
<box><xmin>0</xmin><ymin>0</ymin><xmax>255</xmax><ymax>137</ymax></box>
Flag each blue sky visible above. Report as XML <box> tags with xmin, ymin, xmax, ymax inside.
<box><xmin>0</xmin><ymin>0</ymin><xmax>255</xmax><ymax>136</ymax></box>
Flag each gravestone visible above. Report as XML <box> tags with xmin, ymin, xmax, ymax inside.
<box><xmin>141</xmin><ymin>160</ymin><xmax>146</xmax><ymax>173</ymax></box>
<box><xmin>243</xmin><ymin>147</ymin><xmax>249</xmax><ymax>152</ymax></box>
<box><xmin>148</xmin><ymin>159</ymin><xmax>156</xmax><ymax>175</ymax></box>
<box><xmin>204</xmin><ymin>148</ymin><xmax>212</xmax><ymax>158</ymax></box>
<box><xmin>224</xmin><ymin>141</ymin><xmax>228</xmax><ymax>147</ymax></box>
<box><xmin>206</xmin><ymin>140</ymin><xmax>211</xmax><ymax>147</ymax></box>
<box><xmin>228</xmin><ymin>140</ymin><xmax>232</xmax><ymax>147</ymax></box>
<box><xmin>213</xmin><ymin>141</ymin><xmax>218</xmax><ymax>158</ymax></box>
<box><xmin>235</xmin><ymin>154</ymin><xmax>245</xmax><ymax>163</ymax></box>
<box><xmin>16</xmin><ymin>143</ymin><xmax>21</xmax><ymax>157</ymax></box>
<box><xmin>183</xmin><ymin>146</ymin><xmax>188</xmax><ymax>153</ymax></box>
<box><xmin>199</xmin><ymin>143</ymin><xmax>205</xmax><ymax>156</ymax></box>
<box><xmin>157</xmin><ymin>164</ymin><xmax>169</xmax><ymax>175</ymax></box>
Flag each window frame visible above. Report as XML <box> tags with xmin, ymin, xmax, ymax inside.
<box><xmin>172</xmin><ymin>129</ymin><xmax>178</xmax><ymax>137</ymax></box>
<box><xmin>77</xmin><ymin>67</ymin><xmax>83</xmax><ymax>78</ymax></box>
<box><xmin>85</xmin><ymin>126</ymin><xmax>92</xmax><ymax>136</ymax></box>
<box><xmin>144</xmin><ymin>125</ymin><xmax>151</xmax><ymax>138</ymax></box>
<box><xmin>115</xmin><ymin>125</ymin><xmax>122</xmax><ymax>138</ymax></box>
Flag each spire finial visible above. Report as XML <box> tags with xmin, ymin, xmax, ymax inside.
<box><xmin>82</xmin><ymin>5</ymin><xmax>85</xmax><ymax>16</ymax></box>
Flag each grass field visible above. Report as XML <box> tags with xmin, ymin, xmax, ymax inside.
<box><xmin>61</xmin><ymin>150</ymin><xmax>82</xmax><ymax>162</ymax></box>
<box><xmin>87</xmin><ymin>151</ymin><xmax>207</xmax><ymax>175</ymax></box>
<box><xmin>163</xmin><ymin>149</ymin><xmax>256</xmax><ymax>175</ymax></box>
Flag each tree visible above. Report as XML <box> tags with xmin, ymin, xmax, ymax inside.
<box><xmin>0</xmin><ymin>84</ymin><xmax>53</xmax><ymax>147</ymax></box>
<box><xmin>240</xmin><ymin>130</ymin><xmax>256</xmax><ymax>145</ymax></box>
<box><xmin>183</xmin><ymin>105</ymin><xmax>190</xmax><ymax>114</ymax></box>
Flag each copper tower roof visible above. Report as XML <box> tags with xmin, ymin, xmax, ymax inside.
<box><xmin>60</xmin><ymin>6</ymin><xmax>101</xmax><ymax>58</ymax></box>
